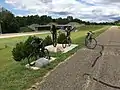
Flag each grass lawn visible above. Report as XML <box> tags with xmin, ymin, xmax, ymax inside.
<box><xmin>0</xmin><ymin>25</ymin><xmax>110</xmax><ymax>90</ymax></box>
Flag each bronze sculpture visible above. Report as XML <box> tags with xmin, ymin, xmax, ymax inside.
<box><xmin>50</xmin><ymin>24</ymin><xmax>57</xmax><ymax>47</ymax></box>
<box><xmin>62</xmin><ymin>26</ymin><xmax>73</xmax><ymax>48</ymax></box>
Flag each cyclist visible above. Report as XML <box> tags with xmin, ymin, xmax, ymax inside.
<box><xmin>87</xmin><ymin>31</ymin><xmax>94</xmax><ymax>40</ymax></box>
<box><xmin>31</xmin><ymin>38</ymin><xmax>44</xmax><ymax>54</ymax></box>
<box><xmin>85</xmin><ymin>31</ymin><xmax>97</xmax><ymax>49</ymax></box>
<box><xmin>50</xmin><ymin>24</ymin><xmax>57</xmax><ymax>47</ymax></box>
<box><xmin>65</xmin><ymin>26</ymin><xmax>73</xmax><ymax>38</ymax></box>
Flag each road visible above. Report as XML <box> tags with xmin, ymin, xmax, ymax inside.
<box><xmin>33</xmin><ymin>26</ymin><xmax>120</xmax><ymax>90</ymax></box>
<box><xmin>0</xmin><ymin>31</ymin><xmax>50</xmax><ymax>39</ymax></box>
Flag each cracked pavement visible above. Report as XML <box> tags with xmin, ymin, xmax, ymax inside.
<box><xmin>35</xmin><ymin>26</ymin><xmax>120</xmax><ymax>90</ymax></box>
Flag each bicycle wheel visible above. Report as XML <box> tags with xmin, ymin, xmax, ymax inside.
<box><xmin>62</xmin><ymin>39</ymin><xmax>67</xmax><ymax>48</ymax></box>
<box><xmin>53</xmin><ymin>40</ymin><xmax>57</xmax><ymax>47</ymax></box>
<box><xmin>27</xmin><ymin>53</ymin><xmax>35</xmax><ymax>66</ymax></box>
<box><xmin>53</xmin><ymin>42</ymin><xmax>57</xmax><ymax>47</ymax></box>
<box><xmin>43</xmin><ymin>49</ymin><xmax>50</xmax><ymax>60</ymax></box>
<box><xmin>85</xmin><ymin>38</ymin><xmax>97</xmax><ymax>49</ymax></box>
<box><xmin>68</xmin><ymin>38</ymin><xmax>72</xmax><ymax>46</ymax></box>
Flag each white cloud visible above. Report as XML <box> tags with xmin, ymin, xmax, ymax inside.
<box><xmin>83</xmin><ymin>0</ymin><xmax>120</xmax><ymax>4</ymax></box>
<box><xmin>5</xmin><ymin>0</ymin><xmax>120</xmax><ymax>22</ymax></box>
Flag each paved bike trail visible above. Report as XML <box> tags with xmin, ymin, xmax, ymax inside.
<box><xmin>35</xmin><ymin>26</ymin><xmax>120</xmax><ymax>90</ymax></box>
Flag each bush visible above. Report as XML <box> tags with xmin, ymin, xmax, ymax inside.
<box><xmin>12</xmin><ymin>36</ymin><xmax>43</xmax><ymax>62</ymax></box>
<box><xmin>12</xmin><ymin>42</ymin><xmax>25</xmax><ymax>61</ymax></box>
<box><xmin>23</xmin><ymin>36</ymin><xmax>36</xmax><ymax>57</ymax></box>
<box><xmin>57</xmin><ymin>33</ymin><xmax>67</xmax><ymax>44</ymax></box>
<box><xmin>44</xmin><ymin>35</ymin><xmax>52</xmax><ymax>46</ymax></box>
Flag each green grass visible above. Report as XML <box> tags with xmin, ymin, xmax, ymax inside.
<box><xmin>0</xmin><ymin>25</ymin><xmax>110</xmax><ymax>90</ymax></box>
<box><xmin>0</xmin><ymin>34</ymin><xmax>50</xmax><ymax>70</ymax></box>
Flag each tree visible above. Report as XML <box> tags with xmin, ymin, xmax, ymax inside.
<box><xmin>40</xmin><ymin>15</ymin><xmax>52</xmax><ymax>25</ymax></box>
<box><xmin>67</xmin><ymin>16</ymin><xmax>73</xmax><ymax>22</ymax></box>
<box><xmin>0</xmin><ymin>10</ymin><xmax>20</xmax><ymax>33</ymax></box>
<box><xmin>55</xmin><ymin>18</ymin><xmax>69</xmax><ymax>24</ymax></box>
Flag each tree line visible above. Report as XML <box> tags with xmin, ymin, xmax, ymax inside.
<box><xmin>0</xmin><ymin>10</ymin><xmax>117</xmax><ymax>34</ymax></box>
<box><xmin>0</xmin><ymin>9</ymin><xmax>19</xmax><ymax>33</ymax></box>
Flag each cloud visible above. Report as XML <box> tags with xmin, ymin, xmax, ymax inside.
<box><xmin>81</xmin><ymin>0</ymin><xmax>120</xmax><ymax>5</ymax></box>
<box><xmin>5</xmin><ymin>0</ymin><xmax>120</xmax><ymax>22</ymax></box>
<box><xmin>51</xmin><ymin>11</ymin><xmax>72</xmax><ymax>15</ymax></box>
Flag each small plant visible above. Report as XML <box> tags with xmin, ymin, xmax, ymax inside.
<box><xmin>12</xmin><ymin>42</ymin><xmax>25</xmax><ymax>61</ymax></box>
<box><xmin>24</xmin><ymin>36</ymin><xmax>40</xmax><ymax>58</ymax></box>
<box><xmin>5</xmin><ymin>44</ymin><xmax>8</xmax><ymax>48</ymax></box>
<box><xmin>44</xmin><ymin>35</ymin><xmax>52</xmax><ymax>46</ymax></box>
<box><xmin>57</xmin><ymin>33</ymin><xmax>67</xmax><ymax>44</ymax></box>
<box><xmin>12</xmin><ymin>36</ymin><xmax>50</xmax><ymax>65</ymax></box>
<box><xmin>12</xmin><ymin>36</ymin><xmax>42</xmax><ymax>62</ymax></box>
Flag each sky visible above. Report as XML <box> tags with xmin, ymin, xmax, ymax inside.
<box><xmin>1</xmin><ymin>0</ymin><xmax>120</xmax><ymax>22</ymax></box>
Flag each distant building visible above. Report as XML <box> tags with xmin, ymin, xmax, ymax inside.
<box><xmin>28</xmin><ymin>24</ymin><xmax>72</xmax><ymax>31</ymax></box>
<box><xmin>28</xmin><ymin>24</ymin><xmax>40</xmax><ymax>31</ymax></box>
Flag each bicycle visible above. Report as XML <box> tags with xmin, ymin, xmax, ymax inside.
<box><xmin>28</xmin><ymin>39</ymin><xmax>50</xmax><ymax>66</ymax></box>
<box><xmin>62</xmin><ymin>36</ymin><xmax>72</xmax><ymax>48</ymax></box>
<box><xmin>62</xmin><ymin>27</ymin><xmax>72</xmax><ymax>48</ymax></box>
<box><xmin>85</xmin><ymin>31</ymin><xmax>97</xmax><ymax>49</ymax></box>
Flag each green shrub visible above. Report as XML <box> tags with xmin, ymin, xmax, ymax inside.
<box><xmin>12</xmin><ymin>36</ymin><xmax>43</xmax><ymax>62</ymax></box>
<box><xmin>12</xmin><ymin>42</ymin><xmax>25</xmax><ymax>61</ymax></box>
<box><xmin>24</xmin><ymin>36</ymin><xmax>44</xmax><ymax>59</ymax></box>
<box><xmin>23</xmin><ymin>36</ymin><xmax>35</xmax><ymax>57</ymax></box>
<box><xmin>57</xmin><ymin>33</ymin><xmax>67</xmax><ymax>44</ymax></box>
<box><xmin>44</xmin><ymin>35</ymin><xmax>52</xmax><ymax>46</ymax></box>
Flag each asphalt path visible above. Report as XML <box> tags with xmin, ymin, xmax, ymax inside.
<box><xmin>31</xmin><ymin>26</ymin><xmax>120</xmax><ymax>90</ymax></box>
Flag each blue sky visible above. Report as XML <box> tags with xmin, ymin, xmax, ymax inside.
<box><xmin>1</xmin><ymin>0</ymin><xmax>120</xmax><ymax>22</ymax></box>
<box><xmin>0</xmin><ymin>0</ymin><xmax>30</xmax><ymax>15</ymax></box>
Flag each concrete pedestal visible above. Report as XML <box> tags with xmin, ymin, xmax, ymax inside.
<box><xmin>45</xmin><ymin>44</ymin><xmax>78</xmax><ymax>53</ymax></box>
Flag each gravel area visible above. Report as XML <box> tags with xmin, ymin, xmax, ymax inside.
<box><xmin>31</xmin><ymin>26</ymin><xmax>120</xmax><ymax>90</ymax></box>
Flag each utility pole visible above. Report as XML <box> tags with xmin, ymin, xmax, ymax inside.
<box><xmin>0</xmin><ymin>22</ymin><xmax>2</xmax><ymax>34</ymax></box>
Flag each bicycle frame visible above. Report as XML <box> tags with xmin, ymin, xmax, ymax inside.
<box><xmin>29</xmin><ymin>39</ymin><xmax>50</xmax><ymax>63</ymax></box>
<box><xmin>85</xmin><ymin>31</ymin><xmax>97</xmax><ymax>49</ymax></box>
<box><xmin>87</xmin><ymin>31</ymin><xmax>94</xmax><ymax>40</ymax></box>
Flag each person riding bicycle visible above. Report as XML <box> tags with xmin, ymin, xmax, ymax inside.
<box><xmin>65</xmin><ymin>26</ymin><xmax>74</xmax><ymax>38</ymax></box>
<box><xmin>87</xmin><ymin>31</ymin><xmax>94</xmax><ymax>39</ymax></box>
<box><xmin>50</xmin><ymin>24</ymin><xmax>57</xmax><ymax>40</ymax></box>
<box><xmin>87</xmin><ymin>31</ymin><xmax>94</xmax><ymax>35</ymax></box>
<box><xmin>50</xmin><ymin>24</ymin><xmax>57</xmax><ymax>47</ymax></box>
<box><xmin>85</xmin><ymin>31</ymin><xmax>97</xmax><ymax>49</ymax></box>
<box><xmin>28</xmin><ymin>38</ymin><xmax>44</xmax><ymax>65</ymax></box>
<box><xmin>62</xmin><ymin>26</ymin><xmax>73</xmax><ymax>48</ymax></box>
<box><xmin>31</xmin><ymin>38</ymin><xmax>44</xmax><ymax>53</ymax></box>
<box><xmin>30</xmin><ymin>37</ymin><xmax>50</xmax><ymax>59</ymax></box>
